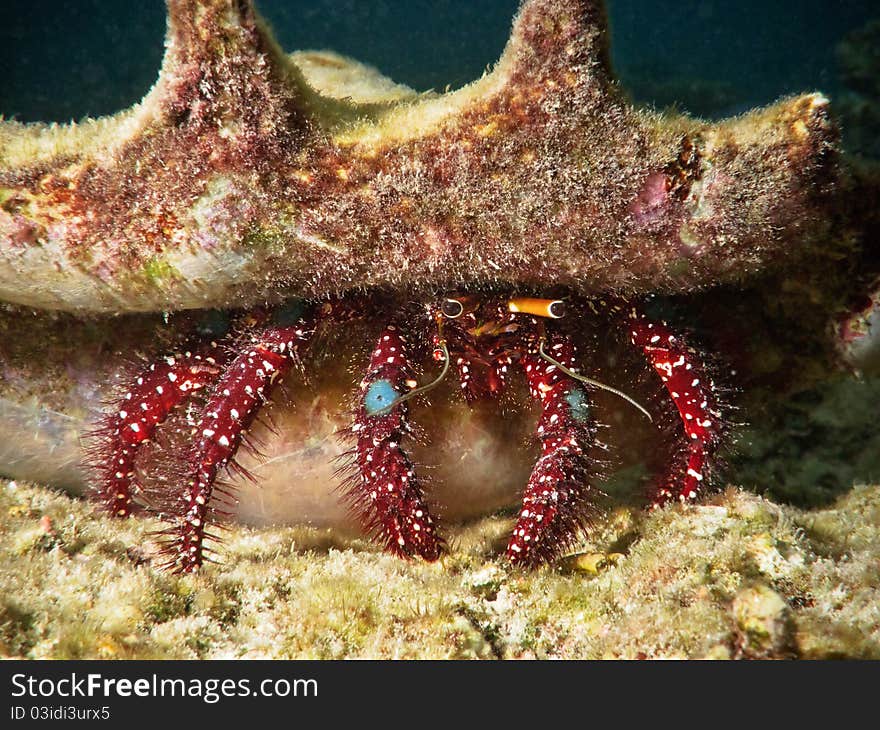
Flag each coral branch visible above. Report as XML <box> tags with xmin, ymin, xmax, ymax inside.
<box><xmin>628</xmin><ymin>307</ymin><xmax>724</xmax><ymax>506</ymax></box>
<box><xmin>343</xmin><ymin>325</ymin><xmax>442</xmax><ymax>561</ymax></box>
<box><xmin>507</xmin><ymin>334</ymin><xmax>598</xmax><ymax>566</ymax></box>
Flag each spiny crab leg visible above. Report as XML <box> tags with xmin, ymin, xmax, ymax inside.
<box><xmin>160</xmin><ymin>315</ymin><xmax>316</xmax><ymax>573</ymax></box>
<box><xmin>627</xmin><ymin>307</ymin><xmax>724</xmax><ymax>506</ymax></box>
<box><xmin>343</xmin><ymin>325</ymin><xmax>443</xmax><ymax>561</ymax></box>
<box><xmin>87</xmin><ymin>343</ymin><xmax>227</xmax><ymax>517</ymax></box>
<box><xmin>508</xmin><ymin>333</ymin><xmax>599</xmax><ymax>567</ymax></box>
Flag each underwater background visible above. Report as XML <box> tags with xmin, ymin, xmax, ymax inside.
<box><xmin>1</xmin><ymin>0</ymin><xmax>878</xmax><ymax>148</ymax></box>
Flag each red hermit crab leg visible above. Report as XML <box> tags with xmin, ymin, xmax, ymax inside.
<box><xmin>508</xmin><ymin>334</ymin><xmax>598</xmax><ymax>566</ymax></box>
<box><xmin>159</xmin><ymin>315</ymin><xmax>316</xmax><ymax>573</ymax></box>
<box><xmin>343</xmin><ymin>325</ymin><xmax>443</xmax><ymax>561</ymax></box>
<box><xmin>87</xmin><ymin>343</ymin><xmax>227</xmax><ymax>517</ymax></box>
<box><xmin>627</xmin><ymin>307</ymin><xmax>724</xmax><ymax>507</ymax></box>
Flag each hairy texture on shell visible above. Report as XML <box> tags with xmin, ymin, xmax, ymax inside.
<box><xmin>0</xmin><ymin>0</ymin><xmax>837</xmax><ymax>313</ymax></box>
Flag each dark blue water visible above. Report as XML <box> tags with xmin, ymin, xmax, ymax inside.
<box><xmin>1</xmin><ymin>0</ymin><xmax>876</xmax><ymax>126</ymax></box>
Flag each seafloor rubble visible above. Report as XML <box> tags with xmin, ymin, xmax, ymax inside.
<box><xmin>1</xmin><ymin>478</ymin><xmax>877</xmax><ymax>659</ymax></box>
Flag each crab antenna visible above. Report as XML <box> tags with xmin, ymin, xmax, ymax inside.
<box><xmin>371</xmin><ymin>339</ymin><xmax>451</xmax><ymax>416</ymax></box>
<box><xmin>538</xmin><ymin>339</ymin><xmax>653</xmax><ymax>423</ymax></box>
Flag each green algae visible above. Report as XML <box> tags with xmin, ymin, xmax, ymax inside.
<box><xmin>140</xmin><ymin>257</ymin><xmax>182</xmax><ymax>286</ymax></box>
<box><xmin>732</xmin><ymin>376</ymin><xmax>880</xmax><ymax>507</ymax></box>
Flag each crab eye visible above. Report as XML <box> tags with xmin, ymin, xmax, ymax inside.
<box><xmin>548</xmin><ymin>300</ymin><xmax>565</xmax><ymax>319</ymax></box>
<box><xmin>364</xmin><ymin>379</ymin><xmax>400</xmax><ymax>415</ymax></box>
<box><xmin>441</xmin><ymin>298</ymin><xmax>464</xmax><ymax>319</ymax></box>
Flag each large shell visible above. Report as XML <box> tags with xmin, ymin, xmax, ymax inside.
<box><xmin>0</xmin><ymin>0</ymin><xmax>837</xmax><ymax>313</ymax></box>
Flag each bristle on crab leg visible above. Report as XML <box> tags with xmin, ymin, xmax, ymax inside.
<box><xmin>507</xmin><ymin>335</ymin><xmax>598</xmax><ymax>566</ymax></box>
<box><xmin>161</xmin><ymin>320</ymin><xmax>315</xmax><ymax>573</ymax></box>
<box><xmin>628</xmin><ymin>308</ymin><xmax>723</xmax><ymax>507</ymax></box>
<box><xmin>87</xmin><ymin>345</ymin><xmax>226</xmax><ymax>517</ymax></box>
<box><xmin>344</xmin><ymin>325</ymin><xmax>443</xmax><ymax>561</ymax></box>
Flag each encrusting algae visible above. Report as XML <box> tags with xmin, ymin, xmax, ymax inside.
<box><xmin>2</xmin><ymin>479</ymin><xmax>877</xmax><ymax>659</ymax></box>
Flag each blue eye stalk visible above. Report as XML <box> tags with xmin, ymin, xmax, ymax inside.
<box><xmin>364</xmin><ymin>379</ymin><xmax>400</xmax><ymax>416</ymax></box>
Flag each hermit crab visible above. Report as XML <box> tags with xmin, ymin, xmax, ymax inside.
<box><xmin>0</xmin><ymin>0</ymin><xmax>841</xmax><ymax>571</ymax></box>
<box><xmin>79</xmin><ymin>291</ymin><xmax>724</xmax><ymax>570</ymax></box>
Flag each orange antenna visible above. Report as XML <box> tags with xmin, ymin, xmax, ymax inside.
<box><xmin>508</xmin><ymin>298</ymin><xmax>566</xmax><ymax>319</ymax></box>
